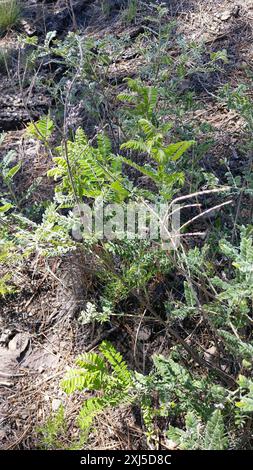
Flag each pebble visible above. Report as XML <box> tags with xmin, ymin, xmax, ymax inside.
<box><xmin>52</xmin><ymin>398</ymin><xmax>62</xmax><ymax>412</ymax></box>
<box><xmin>221</xmin><ymin>11</ymin><xmax>232</xmax><ymax>21</ymax></box>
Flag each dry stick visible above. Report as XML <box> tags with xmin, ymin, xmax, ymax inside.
<box><xmin>68</xmin><ymin>0</ymin><xmax>78</xmax><ymax>30</ymax></box>
<box><xmin>175</xmin><ymin>231</ymin><xmax>206</xmax><ymax>238</ymax></box>
<box><xmin>18</xmin><ymin>37</ymin><xmax>80</xmax><ymax>209</ymax></box>
<box><xmin>155</xmin><ymin>187</ymin><xmax>232</xmax><ymax>245</ymax></box>
<box><xmin>61</xmin><ymin>53</ymin><xmax>87</xmax><ymax>213</ymax></box>
<box><xmin>94</xmin><ymin>212</ymin><xmax>236</xmax><ymax>388</ymax></box>
<box><xmin>141</xmin><ymin>194</ymin><xmax>232</xmax><ymax>252</ymax></box>
<box><xmin>4</xmin><ymin>424</ymin><xmax>32</xmax><ymax>450</ymax></box>
<box><xmin>179</xmin><ymin>199</ymin><xmax>233</xmax><ymax>231</ymax></box>
<box><xmin>167</xmin><ymin>186</ymin><xmax>231</xmax><ymax>210</ymax></box>
<box><xmin>84</xmin><ymin>327</ymin><xmax>119</xmax><ymax>352</ymax></box>
<box><xmin>135</xmin><ymin>196</ymin><xmax>236</xmax><ymax>387</ymax></box>
<box><xmin>133</xmin><ymin>308</ymin><xmax>147</xmax><ymax>361</ymax></box>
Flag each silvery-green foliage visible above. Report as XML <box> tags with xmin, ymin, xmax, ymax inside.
<box><xmin>78</xmin><ymin>302</ymin><xmax>111</xmax><ymax>325</ymax></box>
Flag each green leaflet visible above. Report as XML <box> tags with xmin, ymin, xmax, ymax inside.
<box><xmin>203</xmin><ymin>410</ymin><xmax>228</xmax><ymax>450</ymax></box>
<box><xmin>120</xmin><ymin>118</ymin><xmax>193</xmax><ymax>198</ymax></box>
<box><xmin>236</xmin><ymin>375</ymin><xmax>253</xmax><ymax>412</ymax></box>
<box><xmin>26</xmin><ymin>116</ymin><xmax>55</xmax><ymax>142</ymax></box>
<box><xmin>4</xmin><ymin>162</ymin><xmax>21</xmax><ymax>181</ymax></box>
<box><xmin>61</xmin><ymin>341</ymin><xmax>134</xmax><ymax>435</ymax></box>
<box><xmin>164</xmin><ymin>140</ymin><xmax>195</xmax><ymax>162</ymax></box>
<box><xmin>167</xmin><ymin>410</ymin><xmax>228</xmax><ymax>450</ymax></box>
<box><xmin>48</xmin><ymin>128</ymin><xmax>128</xmax><ymax>203</ymax></box>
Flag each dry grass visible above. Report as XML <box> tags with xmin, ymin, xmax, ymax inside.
<box><xmin>0</xmin><ymin>0</ymin><xmax>21</xmax><ymax>35</ymax></box>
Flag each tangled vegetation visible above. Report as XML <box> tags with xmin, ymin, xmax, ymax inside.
<box><xmin>0</xmin><ymin>0</ymin><xmax>253</xmax><ymax>451</ymax></box>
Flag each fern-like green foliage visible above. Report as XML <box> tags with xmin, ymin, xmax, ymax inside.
<box><xmin>0</xmin><ymin>149</ymin><xmax>21</xmax><ymax>184</ymax></box>
<box><xmin>61</xmin><ymin>341</ymin><xmax>133</xmax><ymax>433</ymax></box>
<box><xmin>55</xmin><ymin>344</ymin><xmax>241</xmax><ymax>448</ymax></box>
<box><xmin>15</xmin><ymin>203</ymin><xmax>77</xmax><ymax>257</ymax></box>
<box><xmin>204</xmin><ymin>227</ymin><xmax>253</xmax><ymax>358</ymax></box>
<box><xmin>26</xmin><ymin>115</ymin><xmax>54</xmax><ymax>143</ymax></box>
<box><xmin>133</xmin><ymin>352</ymin><xmax>231</xmax><ymax>448</ymax></box>
<box><xmin>117</xmin><ymin>78</ymin><xmax>158</xmax><ymax>124</ymax></box>
<box><xmin>141</xmin><ymin>396</ymin><xmax>159</xmax><ymax>446</ymax></box>
<box><xmin>103</xmin><ymin>243</ymin><xmax>172</xmax><ymax>304</ymax></box>
<box><xmin>0</xmin><ymin>145</ymin><xmax>21</xmax><ymax>208</ymax></box>
<box><xmin>120</xmin><ymin>117</ymin><xmax>194</xmax><ymax>199</ymax></box>
<box><xmin>0</xmin><ymin>229</ymin><xmax>21</xmax><ymax>297</ymax></box>
<box><xmin>146</xmin><ymin>354</ymin><xmax>228</xmax><ymax>420</ymax></box>
<box><xmin>236</xmin><ymin>375</ymin><xmax>253</xmax><ymax>412</ymax></box>
<box><xmin>165</xmin><ymin>281</ymin><xmax>198</xmax><ymax>321</ymax></box>
<box><xmin>167</xmin><ymin>412</ymin><xmax>202</xmax><ymax>450</ymax></box>
<box><xmin>78</xmin><ymin>302</ymin><xmax>111</xmax><ymax>325</ymax></box>
<box><xmin>213</xmin><ymin>227</ymin><xmax>253</xmax><ymax>314</ymax></box>
<box><xmin>203</xmin><ymin>409</ymin><xmax>228</xmax><ymax>450</ymax></box>
<box><xmin>167</xmin><ymin>410</ymin><xmax>228</xmax><ymax>450</ymax></box>
<box><xmin>0</xmin><ymin>273</ymin><xmax>16</xmax><ymax>296</ymax></box>
<box><xmin>48</xmin><ymin>128</ymin><xmax>128</xmax><ymax>203</ymax></box>
<box><xmin>218</xmin><ymin>330</ymin><xmax>253</xmax><ymax>362</ymax></box>
<box><xmin>172</xmin><ymin>228</ymin><xmax>253</xmax><ymax>363</ymax></box>
<box><xmin>221</xmin><ymin>84</ymin><xmax>253</xmax><ymax>132</ymax></box>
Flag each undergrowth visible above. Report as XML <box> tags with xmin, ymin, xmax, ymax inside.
<box><xmin>1</xmin><ymin>0</ymin><xmax>253</xmax><ymax>451</ymax></box>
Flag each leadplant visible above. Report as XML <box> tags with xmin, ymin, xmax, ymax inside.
<box><xmin>37</xmin><ymin>405</ymin><xmax>66</xmax><ymax>450</ymax></box>
<box><xmin>61</xmin><ymin>341</ymin><xmax>134</xmax><ymax>433</ymax></box>
<box><xmin>117</xmin><ymin>78</ymin><xmax>159</xmax><ymax>128</ymax></box>
<box><xmin>48</xmin><ymin>128</ymin><xmax>128</xmax><ymax>203</ymax></box>
<box><xmin>236</xmin><ymin>375</ymin><xmax>253</xmax><ymax>413</ymax></box>
<box><xmin>0</xmin><ymin>137</ymin><xmax>21</xmax><ymax>208</ymax></box>
<box><xmin>120</xmin><ymin>117</ymin><xmax>194</xmax><ymax>199</ymax></box>
<box><xmin>26</xmin><ymin>115</ymin><xmax>55</xmax><ymax>144</ymax></box>
<box><xmin>57</xmin><ymin>343</ymin><xmax>250</xmax><ymax>449</ymax></box>
<box><xmin>168</xmin><ymin>410</ymin><xmax>228</xmax><ymax>450</ymax></box>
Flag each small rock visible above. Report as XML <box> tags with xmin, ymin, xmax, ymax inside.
<box><xmin>8</xmin><ymin>333</ymin><xmax>30</xmax><ymax>357</ymax></box>
<box><xmin>204</xmin><ymin>345</ymin><xmax>218</xmax><ymax>362</ymax></box>
<box><xmin>165</xmin><ymin>439</ymin><xmax>178</xmax><ymax>450</ymax></box>
<box><xmin>0</xmin><ymin>330</ymin><xmax>12</xmax><ymax>345</ymax></box>
<box><xmin>0</xmin><ymin>379</ymin><xmax>14</xmax><ymax>387</ymax></box>
<box><xmin>22</xmin><ymin>348</ymin><xmax>59</xmax><ymax>371</ymax></box>
<box><xmin>0</xmin><ymin>429</ymin><xmax>6</xmax><ymax>440</ymax></box>
<box><xmin>232</xmin><ymin>5</ymin><xmax>240</xmax><ymax>18</ymax></box>
<box><xmin>221</xmin><ymin>11</ymin><xmax>232</xmax><ymax>21</ymax></box>
<box><xmin>52</xmin><ymin>399</ymin><xmax>62</xmax><ymax>412</ymax></box>
<box><xmin>20</xmin><ymin>19</ymin><xmax>36</xmax><ymax>36</ymax></box>
<box><xmin>138</xmin><ymin>326</ymin><xmax>151</xmax><ymax>342</ymax></box>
